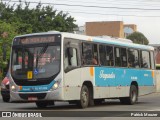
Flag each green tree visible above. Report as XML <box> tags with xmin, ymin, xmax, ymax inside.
<box><xmin>0</xmin><ymin>21</ymin><xmax>18</xmax><ymax>78</ymax></box>
<box><xmin>127</xmin><ymin>32</ymin><xmax>149</xmax><ymax>45</ymax></box>
<box><xmin>0</xmin><ymin>21</ymin><xmax>17</xmax><ymax>60</ymax></box>
<box><xmin>0</xmin><ymin>1</ymin><xmax>77</xmax><ymax>78</ymax></box>
<box><xmin>0</xmin><ymin>1</ymin><xmax>77</xmax><ymax>34</ymax></box>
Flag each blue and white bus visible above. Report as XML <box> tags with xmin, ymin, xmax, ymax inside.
<box><xmin>8</xmin><ymin>31</ymin><xmax>156</xmax><ymax>108</ymax></box>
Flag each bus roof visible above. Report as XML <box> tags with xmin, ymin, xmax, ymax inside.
<box><xmin>14</xmin><ymin>31</ymin><xmax>154</xmax><ymax>51</ymax></box>
<box><xmin>61</xmin><ymin>32</ymin><xmax>154</xmax><ymax>51</ymax></box>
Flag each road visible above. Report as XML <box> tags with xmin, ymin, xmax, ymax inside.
<box><xmin>0</xmin><ymin>93</ymin><xmax>160</xmax><ymax>111</ymax></box>
<box><xmin>0</xmin><ymin>92</ymin><xmax>160</xmax><ymax>113</ymax></box>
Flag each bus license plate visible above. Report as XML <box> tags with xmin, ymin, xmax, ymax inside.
<box><xmin>28</xmin><ymin>97</ymin><xmax>37</xmax><ymax>101</ymax></box>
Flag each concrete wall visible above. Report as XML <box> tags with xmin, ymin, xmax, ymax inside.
<box><xmin>156</xmin><ymin>70</ymin><xmax>160</xmax><ymax>92</ymax></box>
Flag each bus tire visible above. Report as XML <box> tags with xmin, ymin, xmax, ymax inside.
<box><xmin>78</xmin><ymin>85</ymin><xmax>89</xmax><ymax>108</ymax></box>
<box><xmin>120</xmin><ymin>85</ymin><xmax>138</xmax><ymax>105</ymax></box>
<box><xmin>128</xmin><ymin>85</ymin><xmax>138</xmax><ymax>105</ymax></box>
<box><xmin>2</xmin><ymin>97</ymin><xmax>10</xmax><ymax>102</ymax></box>
<box><xmin>35</xmin><ymin>101</ymin><xmax>48</xmax><ymax>108</ymax></box>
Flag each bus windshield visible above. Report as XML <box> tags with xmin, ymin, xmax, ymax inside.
<box><xmin>11</xmin><ymin>44</ymin><xmax>60</xmax><ymax>80</ymax></box>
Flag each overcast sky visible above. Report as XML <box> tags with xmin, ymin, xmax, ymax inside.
<box><xmin>4</xmin><ymin>0</ymin><xmax>160</xmax><ymax>44</ymax></box>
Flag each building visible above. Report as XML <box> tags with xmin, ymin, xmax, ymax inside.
<box><xmin>82</xmin><ymin>21</ymin><xmax>137</xmax><ymax>38</ymax></box>
<box><xmin>74</xmin><ymin>26</ymin><xmax>85</xmax><ymax>35</ymax></box>
<box><xmin>124</xmin><ymin>24</ymin><xmax>137</xmax><ymax>38</ymax></box>
<box><xmin>150</xmin><ymin>44</ymin><xmax>160</xmax><ymax>64</ymax></box>
<box><xmin>85</xmin><ymin>21</ymin><xmax>124</xmax><ymax>38</ymax></box>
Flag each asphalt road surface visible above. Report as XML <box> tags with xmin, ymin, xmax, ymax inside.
<box><xmin>0</xmin><ymin>92</ymin><xmax>160</xmax><ymax>119</ymax></box>
<box><xmin>0</xmin><ymin>93</ymin><xmax>160</xmax><ymax>111</ymax></box>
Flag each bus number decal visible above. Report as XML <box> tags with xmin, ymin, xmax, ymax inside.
<box><xmin>27</xmin><ymin>71</ymin><xmax>33</xmax><ymax>79</ymax></box>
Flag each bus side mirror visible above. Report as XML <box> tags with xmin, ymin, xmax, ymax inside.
<box><xmin>68</xmin><ymin>47</ymin><xmax>73</xmax><ymax>58</ymax></box>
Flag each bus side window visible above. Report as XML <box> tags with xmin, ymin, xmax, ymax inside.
<box><xmin>64</xmin><ymin>48</ymin><xmax>68</xmax><ymax>70</ymax></box>
<box><xmin>64</xmin><ymin>47</ymin><xmax>78</xmax><ymax>70</ymax></box>
<box><xmin>114</xmin><ymin>47</ymin><xmax>121</xmax><ymax>67</ymax></box>
<box><xmin>70</xmin><ymin>48</ymin><xmax>78</xmax><ymax>66</ymax></box>
<box><xmin>150</xmin><ymin>51</ymin><xmax>155</xmax><ymax>69</ymax></box>
<box><xmin>106</xmin><ymin>46</ymin><xmax>114</xmax><ymax>66</ymax></box>
<box><xmin>82</xmin><ymin>43</ymin><xmax>98</xmax><ymax>65</ymax></box>
<box><xmin>82</xmin><ymin>43</ymin><xmax>92</xmax><ymax>65</ymax></box>
<box><xmin>93</xmin><ymin>44</ymin><xmax>98</xmax><ymax>65</ymax></box>
<box><xmin>128</xmin><ymin>49</ymin><xmax>140</xmax><ymax>68</ymax></box>
<box><xmin>121</xmin><ymin>48</ymin><xmax>127</xmax><ymax>67</ymax></box>
<box><xmin>99</xmin><ymin>45</ymin><xmax>106</xmax><ymax>66</ymax></box>
<box><xmin>134</xmin><ymin>50</ymin><xmax>140</xmax><ymax>68</ymax></box>
<box><xmin>141</xmin><ymin>51</ymin><xmax>150</xmax><ymax>69</ymax></box>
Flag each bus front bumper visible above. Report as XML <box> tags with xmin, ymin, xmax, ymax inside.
<box><xmin>10</xmin><ymin>88</ymin><xmax>63</xmax><ymax>102</ymax></box>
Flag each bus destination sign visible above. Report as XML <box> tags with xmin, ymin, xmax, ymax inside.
<box><xmin>20</xmin><ymin>36</ymin><xmax>55</xmax><ymax>44</ymax></box>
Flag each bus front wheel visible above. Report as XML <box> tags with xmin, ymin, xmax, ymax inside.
<box><xmin>35</xmin><ymin>101</ymin><xmax>48</xmax><ymax>108</ymax></box>
<box><xmin>78</xmin><ymin>85</ymin><xmax>89</xmax><ymax>108</ymax></box>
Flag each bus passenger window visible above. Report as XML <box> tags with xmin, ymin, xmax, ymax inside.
<box><xmin>114</xmin><ymin>47</ymin><xmax>121</xmax><ymax>67</ymax></box>
<box><xmin>99</xmin><ymin>45</ymin><xmax>113</xmax><ymax>66</ymax></box>
<box><xmin>64</xmin><ymin>49</ymin><xmax>69</xmax><ymax>69</ymax></box>
<box><xmin>82</xmin><ymin>43</ymin><xmax>92</xmax><ymax>65</ymax></box>
<box><xmin>99</xmin><ymin>45</ymin><xmax>106</xmax><ymax>66</ymax></box>
<box><xmin>82</xmin><ymin>43</ymin><xmax>98</xmax><ymax>65</ymax></box>
<box><xmin>134</xmin><ymin>50</ymin><xmax>140</xmax><ymax>68</ymax></box>
<box><xmin>150</xmin><ymin>51</ymin><xmax>155</xmax><ymax>69</ymax></box>
<box><xmin>128</xmin><ymin>49</ymin><xmax>140</xmax><ymax>68</ymax></box>
<box><xmin>64</xmin><ymin>47</ymin><xmax>78</xmax><ymax>69</ymax></box>
<box><xmin>141</xmin><ymin>51</ymin><xmax>150</xmax><ymax>69</ymax></box>
<box><xmin>93</xmin><ymin>44</ymin><xmax>98</xmax><ymax>65</ymax></box>
<box><xmin>121</xmin><ymin>48</ymin><xmax>127</xmax><ymax>67</ymax></box>
<box><xmin>106</xmin><ymin>46</ymin><xmax>114</xmax><ymax>66</ymax></box>
<box><xmin>70</xmin><ymin>48</ymin><xmax>78</xmax><ymax>66</ymax></box>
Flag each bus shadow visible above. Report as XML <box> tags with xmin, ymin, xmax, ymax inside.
<box><xmin>14</xmin><ymin>104</ymin><xmax>81</xmax><ymax>111</ymax></box>
<box><xmin>12</xmin><ymin>101</ymin><xmax>150</xmax><ymax>110</ymax></box>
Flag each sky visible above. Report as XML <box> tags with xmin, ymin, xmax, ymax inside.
<box><xmin>3</xmin><ymin>0</ymin><xmax>160</xmax><ymax>44</ymax></box>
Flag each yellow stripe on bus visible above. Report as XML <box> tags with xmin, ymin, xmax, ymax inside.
<box><xmin>90</xmin><ymin>67</ymin><xmax>94</xmax><ymax>77</ymax></box>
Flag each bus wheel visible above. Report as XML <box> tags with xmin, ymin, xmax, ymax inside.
<box><xmin>35</xmin><ymin>101</ymin><xmax>48</xmax><ymax>108</ymax></box>
<box><xmin>78</xmin><ymin>85</ymin><xmax>89</xmax><ymax>108</ymax></box>
<box><xmin>120</xmin><ymin>85</ymin><xmax>138</xmax><ymax>105</ymax></box>
<box><xmin>129</xmin><ymin>85</ymin><xmax>138</xmax><ymax>105</ymax></box>
<box><xmin>2</xmin><ymin>97</ymin><xmax>10</xmax><ymax>102</ymax></box>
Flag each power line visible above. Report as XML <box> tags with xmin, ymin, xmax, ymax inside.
<box><xmin>56</xmin><ymin>8</ymin><xmax>160</xmax><ymax>13</ymax></box>
<box><xmin>2</xmin><ymin>0</ymin><xmax>160</xmax><ymax>11</ymax></box>
<box><xmin>56</xmin><ymin>0</ymin><xmax>160</xmax><ymax>4</ymax></box>
<box><xmin>83</xmin><ymin>0</ymin><xmax>160</xmax><ymax>3</ymax></box>
<box><xmin>1</xmin><ymin>0</ymin><xmax>160</xmax><ymax>17</ymax></box>
<box><xmin>54</xmin><ymin>0</ymin><xmax>160</xmax><ymax>8</ymax></box>
<box><xmin>59</xmin><ymin>10</ymin><xmax>160</xmax><ymax>17</ymax></box>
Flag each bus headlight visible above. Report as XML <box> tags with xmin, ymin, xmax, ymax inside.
<box><xmin>11</xmin><ymin>85</ymin><xmax>16</xmax><ymax>91</ymax></box>
<box><xmin>50</xmin><ymin>79</ymin><xmax>61</xmax><ymax>91</ymax></box>
<box><xmin>52</xmin><ymin>82</ymin><xmax>59</xmax><ymax>90</ymax></box>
